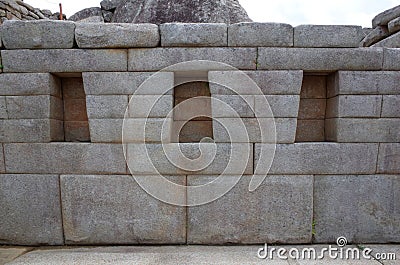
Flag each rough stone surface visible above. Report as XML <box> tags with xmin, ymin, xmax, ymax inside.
<box><xmin>68</xmin><ymin>7</ymin><xmax>102</xmax><ymax>21</ymax></box>
<box><xmin>372</xmin><ymin>5</ymin><xmax>400</xmax><ymax>27</ymax></box>
<box><xmin>76</xmin><ymin>23</ymin><xmax>160</xmax><ymax>48</ymax></box>
<box><xmin>377</xmin><ymin>143</ymin><xmax>400</xmax><ymax>174</ymax></box>
<box><xmin>129</xmin><ymin>48</ymin><xmax>257</xmax><ymax>71</ymax></box>
<box><xmin>381</xmin><ymin>95</ymin><xmax>400</xmax><ymax>117</ymax></box>
<box><xmin>111</xmin><ymin>0</ymin><xmax>252</xmax><ymax>24</ymax></box>
<box><xmin>314</xmin><ymin>175</ymin><xmax>400</xmax><ymax>243</ymax></box>
<box><xmin>388</xmin><ymin>16</ymin><xmax>400</xmax><ymax>33</ymax></box>
<box><xmin>0</xmin><ymin>247</ymin><xmax>31</xmax><ymax>265</ymax></box>
<box><xmin>4</xmin><ymin>143</ymin><xmax>127</xmax><ymax>174</ymax></box>
<box><xmin>255</xmin><ymin>143</ymin><xmax>378</xmax><ymax>174</ymax></box>
<box><xmin>0</xmin><ymin>174</ymin><xmax>64</xmax><ymax>245</ymax></box>
<box><xmin>258</xmin><ymin>48</ymin><xmax>383</xmax><ymax>70</ymax></box>
<box><xmin>100</xmin><ymin>0</ymin><xmax>122</xmax><ymax>11</ymax></box>
<box><xmin>2</xmin><ymin>20</ymin><xmax>75</xmax><ymax>49</ymax></box>
<box><xmin>366</xmin><ymin>245</ymin><xmax>400</xmax><ymax>265</ymax></box>
<box><xmin>102</xmin><ymin>10</ymin><xmax>113</xmax><ymax>22</ymax></box>
<box><xmin>0</xmin><ymin>73</ymin><xmax>61</xmax><ymax>96</ymax></box>
<box><xmin>383</xmin><ymin>48</ymin><xmax>400</xmax><ymax>70</ymax></box>
<box><xmin>372</xmin><ymin>31</ymin><xmax>400</xmax><ymax>48</ymax></box>
<box><xmin>160</xmin><ymin>23</ymin><xmax>227</xmax><ymax>47</ymax></box>
<box><xmin>188</xmin><ymin>175</ymin><xmax>313</xmax><ymax>244</ymax></box>
<box><xmin>86</xmin><ymin>95</ymin><xmax>128</xmax><ymax>119</ymax></box>
<box><xmin>1</xmin><ymin>49</ymin><xmax>128</xmax><ymax>72</ymax></box>
<box><xmin>326</xmin><ymin>95</ymin><xmax>382</xmax><ymax>118</ymax></box>
<box><xmin>0</xmin><ymin>144</ymin><xmax>4</xmax><ymax>173</ymax></box>
<box><xmin>295</xmin><ymin>120</ymin><xmax>325</xmax><ymax>142</ymax></box>
<box><xmin>294</xmin><ymin>25</ymin><xmax>364</xmax><ymax>47</ymax></box>
<box><xmin>228</xmin><ymin>22</ymin><xmax>293</xmax><ymax>47</ymax></box>
<box><xmin>360</xmin><ymin>26</ymin><xmax>390</xmax><ymax>47</ymax></box>
<box><xmin>77</xmin><ymin>16</ymin><xmax>104</xmax><ymax>23</ymax></box>
<box><xmin>255</xmin><ymin>95</ymin><xmax>300</xmax><ymax>118</ymax></box>
<box><xmin>128</xmin><ymin>95</ymin><xmax>173</xmax><ymax>118</ymax></box>
<box><xmin>211</xmin><ymin>95</ymin><xmax>254</xmax><ymax>117</ymax></box>
<box><xmin>0</xmin><ymin>96</ymin><xmax>7</xmax><ymax>119</ymax></box>
<box><xmin>297</xmin><ymin>99</ymin><xmax>326</xmax><ymax>119</ymax></box>
<box><xmin>60</xmin><ymin>175</ymin><xmax>186</xmax><ymax>244</ymax></box>
<box><xmin>6</xmin><ymin>96</ymin><xmax>63</xmax><ymax>119</ymax></box>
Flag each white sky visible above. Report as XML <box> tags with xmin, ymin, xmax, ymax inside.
<box><xmin>25</xmin><ymin>0</ymin><xmax>399</xmax><ymax>27</ymax></box>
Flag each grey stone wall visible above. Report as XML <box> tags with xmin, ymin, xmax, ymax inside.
<box><xmin>0</xmin><ymin>21</ymin><xmax>399</xmax><ymax>246</ymax></box>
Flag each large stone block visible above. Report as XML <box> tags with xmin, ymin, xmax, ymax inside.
<box><xmin>383</xmin><ymin>48</ymin><xmax>400</xmax><ymax>70</ymax></box>
<box><xmin>228</xmin><ymin>22</ymin><xmax>293</xmax><ymax>47</ymax></box>
<box><xmin>327</xmin><ymin>71</ymin><xmax>400</xmax><ymax>96</ymax></box>
<box><xmin>187</xmin><ymin>175</ymin><xmax>313</xmax><ymax>244</ymax></box>
<box><xmin>0</xmin><ymin>174</ymin><xmax>63</xmax><ymax>245</ymax></box>
<box><xmin>173</xmin><ymin>97</ymin><xmax>212</xmax><ymax>121</ymax></box>
<box><xmin>75</xmin><ymin>23</ymin><xmax>159</xmax><ymax>48</ymax></box>
<box><xmin>6</xmin><ymin>96</ymin><xmax>63</xmax><ymax>119</ymax></box>
<box><xmin>128</xmin><ymin>48</ymin><xmax>257</xmax><ymax>71</ymax></box>
<box><xmin>0</xmin><ymin>73</ymin><xmax>61</xmax><ymax>96</ymax></box>
<box><xmin>0</xmin><ymin>96</ymin><xmax>7</xmax><ymax>119</ymax></box>
<box><xmin>211</xmin><ymin>95</ymin><xmax>254</xmax><ymax>118</ymax></box>
<box><xmin>326</xmin><ymin>118</ymin><xmax>400</xmax><ymax>143</ymax></box>
<box><xmin>0</xmin><ymin>119</ymin><xmax>63</xmax><ymax>143</ymax></box>
<box><xmin>372</xmin><ymin>5</ymin><xmax>400</xmax><ymax>27</ymax></box>
<box><xmin>86</xmin><ymin>95</ymin><xmax>128</xmax><ymax>119</ymax></box>
<box><xmin>377</xmin><ymin>143</ymin><xmax>400</xmax><ymax>174</ymax></box>
<box><xmin>381</xmin><ymin>95</ymin><xmax>400</xmax><ymax>117</ymax></box>
<box><xmin>1</xmin><ymin>49</ymin><xmax>127</xmax><ymax>72</ymax></box>
<box><xmin>326</xmin><ymin>95</ymin><xmax>382</xmax><ymax>118</ymax></box>
<box><xmin>82</xmin><ymin>72</ymin><xmax>174</xmax><ymax>95</ymax></box>
<box><xmin>360</xmin><ymin>26</ymin><xmax>390</xmax><ymax>47</ymax></box>
<box><xmin>372</xmin><ymin>31</ymin><xmax>400</xmax><ymax>48</ymax></box>
<box><xmin>258</xmin><ymin>48</ymin><xmax>383</xmax><ymax>70</ymax></box>
<box><xmin>60</xmin><ymin>175</ymin><xmax>186</xmax><ymax>244</ymax></box>
<box><xmin>2</xmin><ymin>20</ymin><xmax>75</xmax><ymax>49</ymax></box>
<box><xmin>255</xmin><ymin>95</ymin><xmax>300</xmax><ymax>118</ymax></box>
<box><xmin>255</xmin><ymin>143</ymin><xmax>379</xmax><ymax>174</ymax></box>
<box><xmin>388</xmin><ymin>16</ymin><xmax>400</xmax><ymax>33</ymax></box>
<box><xmin>160</xmin><ymin>23</ymin><xmax>227</xmax><ymax>47</ymax></box>
<box><xmin>314</xmin><ymin>175</ymin><xmax>400</xmax><ymax>243</ymax></box>
<box><xmin>0</xmin><ymin>145</ymin><xmax>4</xmax><ymax>173</ymax></box>
<box><xmin>295</xmin><ymin>120</ymin><xmax>325</xmax><ymax>142</ymax></box>
<box><xmin>64</xmin><ymin>121</ymin><xmax>91</xmax><ymax>142</ymax></box>
<box><xmin>297</xmin><ymin>99</ymin><xmax>326</xmax><ymax>119</ymax></box>
<box><xmin>294</xmin><ymin>25</ymin><xmax>363</xmax><ymax>47</ymax></box>
<box><xmin>129</xmin><ymin>95</ymin><xmax>173</xmax><ymax>118</ymax></box>
<box><xmin>4</xmin><ymin>143</ymin><xmax>127</xmax><ymax>174</ymax></box>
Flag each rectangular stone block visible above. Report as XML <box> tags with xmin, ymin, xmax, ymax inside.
<box><xmin>187</xmin><ymin>175</ymin><xmax>313</xmax><ymax>244</ymax></box>
<box><xmin>326</xmin><ymin>118</ymin><xmax>400</xmax><ymax>142</ymax></box>
<box><xmin>0</xmin><ymin>119</ymin><xmax>63</xmax><ymax>143</ymax></box>
<box><xmin>209</xmin><ymin>70</ymin><xmax>303</xmax><ymax>95</ymax></box>
<box><xmin>4</xmin><ymin>143</ymin><xmax>127</xmax><ymax>174</ymax></box>
<box><xmin>298</xmin><ymin>99</ymin><xmax>326</xmax><ymax>119</ymax></box>
<box><xmin>60</xmin><ymin>175</ymin><xmax>186</xmax><ymax>244</ymax></box>
<box><xmin>128</xmin><ymin>48</ymin><xmax>257</xmax><ymax>71</ymax></box>
<box><xmin>372</xmin><ymin>31</ymin><xmax>400</xmax><ymax>48</ymax></box>
<box><xmin>314</xmin><ymin>175</ymin><xmax>400</xmax><ymax>243</ymax></box>
<box><xmin>0</xmin><ymin>96</ymin><xmax>7</xmax><ymax>119</ymax></box>
<box><xmin>6</xmin><ymin>96</ymin><xmax>63</xmax><ymax>119</ymax></box>
<box><xmin>61</xmin><ymin>77</ymin><xmax>85</xmax><ymax>99</ymax></box>
<box><xmin>63</xmin><ymin>99</ymin><xmax>88</xmax><ymax>121</ymax></box>
<box><xmin>255</xmin><ymin>143</ymin><xmax>378</xmax><ymax>174</ymax></box>
<box><xmin>128</xmin><ymin>95</ymin><xmax>173</xmax><ymax>118</ymax></box>
<box><xmin>377</xmin><ymin>143</ymin><xmax>400</xmax><ymax>174</ymax></box>
<box><xmin>160</xmin><ymin>23</ymin><xmax>227</xmax><ymax>47</ymax></box>
<box><xmin>211</xmin><ymin>95</ymin><xmax>254</xmax><ymax>117</ymax></box>
<box><xmin>0</xmin><ymin>145</ymin><xmax>4</xmax><ymax>173</ymax></box>
<box><xmin>228</xmin><ymin>22</ymin><xmax>293</xmax><ymax>47</ymax></box>
<box><xmin>295</xmin><ymin>120</ymin><xmax>325</xmax><ymax>142</ymax></box>
<box><xmin>0</xmin><ymin>73</ymin><xmax>61</xmax><ymax>96</ymax></box>
<box><xmin>64</xmin><ymin>121</ymin><xmax>90</xmax><ymax>142</ymax></box>
<box><xmin>2</xmin><ymin>20</ymin><xmax>75</xmax><ymax>49</ymax></box>
<box><xmin>172</xmin><ymin>120</ymin><xmax>213</xmax><ymax>143</ymax></box>
<box><xmin>383</xmin><ymin>48</ymin><xmax>400</xmax><ymax>70</ymax></box>
<box><xmin>300</xmin><ymin>75</ymin><xmax>327</xmax><ymax>99</ymax></box>
<box><xmin>328</xmin><ymin>71</ymin><xmax>400</xmax><ymax>96</ymax></box>
<box><xmin>86</xmin><ymin>95</ymin><xmax>128</xmax><ymax>119</ymax></box>
<box><xmin>382</xmin><ymin>95</ymin><xmax>400</xmax><ymax>117</ymax></box>
<box><xmin>294</xmin><ymin>25</ymin><xmax>364</xmax><ymax>48</ymax></box>
<box><xmin>1</xmin><ymin>49</ymin><xmax>127</xmax><ymax>72</ymax></box>
<box><xmin>76</xmin><ymin>23</ymin><xmax>159</xmax><ymax>48</ymax></box>
<box><xmin>326</xmin><ymin>95</ymin><xmax>382</xmax><ymax>118</ymax></box>
<box><xmin>258</xmin><ymin>48</ymin><xmax>383</xmax><ymax>70</ymax></box>
<box><xmin>126</xmin><ymin>143</ymin><xmax>253</xmax><ymax>175</ymax></box>
<box><xmin>82</xmin><ymin>72</ymin><xmax>174</xmax><ymax>95</ymax></box>
<box><xmin>174</xmin><ymin>97</ymin><xmax>212</xmax><ymax>121</ymax></box>
<box><xmin>255</xmin><ymin>95</ymin><xmax>300</xmax><ymax>118</ymax></box>
<box><xmin>0</xmin><ymin>174</ymin><xmax>63</xmax><ymax>245</ymax></box>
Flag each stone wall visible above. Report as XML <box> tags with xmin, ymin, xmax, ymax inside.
<box><xmin>0</xmin><ymin>21</ymin><xmax>399</xmax><ymax>246</ymax></box>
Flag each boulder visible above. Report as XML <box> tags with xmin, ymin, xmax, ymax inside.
<box><xmin>111</xmin><ymin>0</ymin><xmax>252</xmax><ymax>24</ymax></box>
<box><xmin>100</xmin><ymin>0</ymin><xmax>123</xmax><ymax>11</ymax></box>
<box><xmin>69</xmin><ymin>7</ymin><xmax>102</xmax><ymax>21</ymax></box>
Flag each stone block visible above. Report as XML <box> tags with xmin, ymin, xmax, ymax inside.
<box><xmin>128</xmin><ymin>95</ymin><xmax>173</xmax><ymax>118</ymax></box>
<box><xmin>61</xmin><ymin>77</ymin><xmax>86</xmax><ymax>99</ymax></box>
<box><xmin>294</xmin><ymin>25</ymin><xmax>363</xmax><ymax>47</ymax></box>
<box><xmin>0</xmin><ymin>145</ymin><xmax>4</xmax><ymax>173</ymax></box>
<box><xmin>381</xmin><ymin>95</ymin><xmax>400</xmax><ymax>117</ymax></box>
<box><xmin>326</xmin><ymin>95</ymin><xmax>382</xmax><ymax>118</ymax></box>
<box><xmin>172</xmin><ymin>120</ymin><xmax>213</xmax><ymax>143</ymax></box>
<box><xmin>377</xmin><ymin>143</ymin><xmax>400</xmax><ymax>174</ymax></box>
<box><xmin>228</xmin><ymin>22</ymin><xmax>293</xmax><ymax>47</ymax></box>
<box><xmin>128</xmin><ymin>48</ymin><xmax>257</xmax><ymax>71</ymax></box>
<box><xmin>372</xmin><ymin>5</ymin><xmax>400</xmax><ymax>27</ymax></box>
<box><xmin>160</xmin><ymin>23</ymin><xmax>227</xmax><ymax>47</ymax></box>
<box><xmin>126</xmin><ymin>143</ymin><xmax>253</xmax><ymax>175</ymax></box>
<box><xmin>327</xmin><ymin>71</ymin><xmax>400</xmax><ymax>96</ymax></box>
<box><xmin>209</xmin><ymin>70</ymin><xmax>303</xmax><ymax>95</ymax></box>
<box><xmin>6</xmin><ymin>96</ymin><xmax>63</xmax><ymax>120</ymax></box>
<box><xmin>255</xmin><ymin>143</ymin><xmax>378</xmax><ymax>174</ymax></box>
<box><xmin>372</xmin><ymin>31</ymin><xmax>400</xmax><ymax>48</ymax></box>
<box><xmin>0</xmin><ymin>119</ymin><xmax>63</xmax><ymax>143</ymax></box>
<box><xmin>0</xmin><ymin>97</ymin><xmax>7</xmax><ymax>119</ymax></box>
<box><xmin>4</xmin><ymin>143</ymin><xmax>127</xmax><ymax>174</ymax></box>
<box><xmin>211</xmin><ymin>95</ymin><xmax>254</xmax><ymax>117</ymax></box>
<box><xmin>173</xmin><ymin>97</ymin><xmax>212</xmax><ymax>121</ymax></box>
<box><xmin>383</xmin><ymin>48</ymin><xmax>400</xmax><ymax>70</ymax></box>
<box><xmin>360</xmin><ymin>26</ymin><xmax>389</xmax><ymax>47</ymax></box>
<box><xmin>64</xmin><ymin>121</ymin><xmax>91</xmax><ymax>142</ymax></box>
<box><xmin>82</xmin><ymin>72</ymin><xmax>174</xmax><ymax>95</ymax></box>
<box><xmin>326</xmin><ymin>118</ymin><xmax>400</xmax><ymax>143</ymax></box>
<box><xmin>187</xmin><ymin>175</ymin><xmax>313</xmax><ymax>244</ymax></box>
<box><xmin>300</xmin><ymin>75</ymin><xmax>327</xmax><ymax>99</ymax></box>
<box><xmin>60</xmin><ymin>175</ymin><xmax>186</xmax><ymax>244</ymax></box>
<box><xmin>1</xmin><ymin>49</ymin><xmax>128</xmax><ymax>72</ymax></box>
<box><xmin>75</xmin><ymin>23</ymin><xmax>159</xmax><ymax>48</ymax></box>
<box><xmin>255</xmin><ymin>95</ymin><xmax>300</xmax><ymax>118</ymax></box>
<box><xmin>298</xmin><ymin>99</ymin><xmax>326</xmax><ymax>119</ymax></box>
<box><xmin>258</xmin><ymin>48</ymin><xmax>383</xmax><ymax>70</ymax></box>
<box><xmin>295</xmin><ymin>120</ymin><xmax>325</xmax><ymax>142</ymax></box>
<box><xmin>388</xmin><ymin>16</ymin><xmax>400</xmax><ymax>33</ymax></box>
<box><xmin>0</xmin><ymin>174</ymin><xmax>63</xmax><ymax>245</ymax></box>
<box><xmin>2</xmin><ymin>20</ymin><xmax>75</xmax><ymax>49</ymax></box>
<box><xmin>314</xmin><ymin>175</ymin><xmax>400</xmax><ymax>243</ymax></box>
<box><xmin>63</xmin><ymin>99</ymin><xmax>88</xmax><ymax>121</ymax></box>
<box><xmin>0</xmin><ymin>73</ymin><xmax>61</xmax><ymax>96</ymax></box>
<box><xmin>86</xmin><ymin>95</ymin><xmax>128</xmax><ymax>119</ymax></box>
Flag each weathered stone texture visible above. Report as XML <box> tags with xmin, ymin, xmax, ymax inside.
<box><xmin>255</xmin><ymin>95</ymin><xmax>300</xmax><ymax>118</ymax></box>
<box><xmin>86</xmin><ymin>95</ymin><xmax>128</xmax><ymax>119</ymax></box>
<box><xmin>381</xmin><ymin>95</ymin><xmax>400</xmax><ymax>117</ymax></box>
<box><xmin>377</xmin><ymin>143</ymin><xmax>400</xmax><ymax>174</ymax></box>
<box><xmin>388</xmin><ymin>16</ymin><xmax>400</xmax><ymax>33</ymax></box>
<box><xmin>0</xmin><ymin>144</ymin><xmax>4</xmax><ymax>173</ymax></box>
<box><xmin>326</xmin><ymin>95</ymin><xmax>382</xmax><ymax>118</ymax></box>
<box><xmin>128</xmin><ymin>95</ymin><xmax>173</xmax><ymax>118</ymax></box>
<box><xmin>5</xmin><ymin>96</ymin><xmax>63</xmax><ymax>119</ymax></box>
<box><xmin>383</xmin><ymin>48</ymin><xmax>400</xmax><ymax>70</ymax></box>
<box><xmin>360</xmin><ymin>26</ymin><xmax>390</xmax><ymax>47</ymax></box>
<box><xmin>0</xmin><ymin>73</ymin><xmax>61</xmax><ymax>96</ymax></box>
<box><xmin>372</xmin><ymin>31</ymin><xmax>400</xmax><ymax>48</ymax></box>
<box><xmin>0</xmin><ymin>174</ymin><xmax>64</xmax><ymax>245</ymax></box>
<box><xmin>0</xmin><ymin>96</ymin><xmax>7</xmax><ymax>119</ymax></box>
<box><xmin>372</xmin><ymin>5</ymin><xmax>400</xmax><ymax>27</ymax></box>
<box><xmin>68</xmin><ymin>7</ymin><xmax>102</xmax><ymax>22</ymax></box>
<box><xmin>295</xmin><ymin>120</ymin><xmax>325</xmax><ymax>142</ymax></box>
